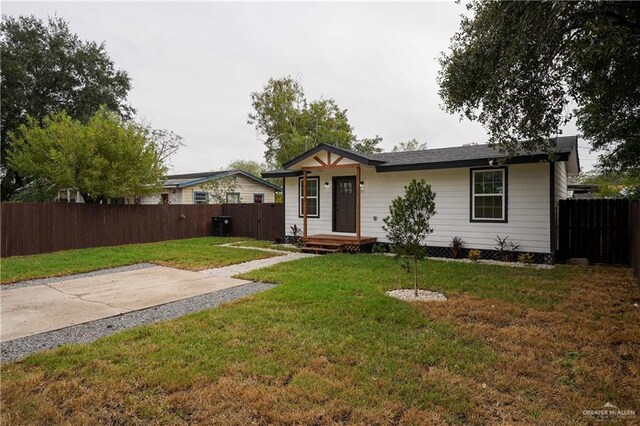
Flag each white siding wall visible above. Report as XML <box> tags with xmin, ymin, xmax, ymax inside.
<box><xmin>285</xmin><ymin>163</ymin><xmax>554</xmax><ymax>253</ymax></box>
<box><xmin>232</xmin><ymin>175</ymin><xmax>277</xmax><ymax>203</ymax></box>
<box><xmin>554</xmin><ymin>161</ymin><xmax>568</xmax><ymax>202</ymax></box>
<box><xmin>553</xmin><ymin>161</ymin><xmax>569</xmax><ymax>250</ymax></box>
<box><xmin>140</xmin><ymin>191</ymin><xmax>181</xmax><ymax>205</ymax></box>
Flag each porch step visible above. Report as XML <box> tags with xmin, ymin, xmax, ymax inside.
<box><xmin>301</xmin><ymin>246</ymin><xmax>340</xmax><ymax>254</ymax></box>
<box><xmin>301</xmin><ymin>242</ymin><xmax>342</xmax><ymax>248</ymax></box>
<box><xmin>300</xmin><ymin>235</ymin><xmax>377</xmax><ymax>255</ymax></box>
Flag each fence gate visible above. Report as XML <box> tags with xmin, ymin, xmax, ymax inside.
<box><xmin>558</xmin><ymin>199</ymin><xmax>630</xmax><ymax>264</ymax></box>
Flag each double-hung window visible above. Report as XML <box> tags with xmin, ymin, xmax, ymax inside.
<box><xmin>226</xmin><ymin>192</ymin><xmax>240</xmax><ymax>203</ymax></box>
<box><xmin>194</xmin><ymin>191</ymin><xmax>209</xmax><ymax>204</ymax></box>
<box><xmin>299</xmin><ymin>177</ymin><xmax>319</xmax><ymax>218</ymax></box>
<box><xmin>471</xmin><ymin>168</ymin><xmax>507</xmax><ymax>222</ymax></box>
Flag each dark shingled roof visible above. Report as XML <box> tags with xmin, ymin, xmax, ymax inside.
<box><xmin>372</xmin><ymin>136</ymin><xmax>577</xmax><ymax>171</ymax></box>
<box><xmin>262</xmin><ymin>136</ymin><xmax>577</xmax><ymax>177</ymax></box>
<box><xmin>166</xmin><ymin>171</ymin><xmax>230</xmax><ymax>180</ymax></box>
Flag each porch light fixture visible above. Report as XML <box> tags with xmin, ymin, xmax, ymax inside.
<box><xmin>324</xmin><ymin>182</ymin><xmax>330</xmax><ymax>189</ymax></box>
<box><xmin>360</xmin><ymin>181</ymin><xmax>365</xmax><ymax>188</ymax></box>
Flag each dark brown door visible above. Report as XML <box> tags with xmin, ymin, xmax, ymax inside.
<box><xmin>333</xmin><ymin>176</ymin><xmax>356</xmax><ymax>233</ymax></box>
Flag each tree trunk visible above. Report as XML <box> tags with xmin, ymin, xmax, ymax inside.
<box><xmin>414</xmin><ymin>256</ymin><xmax>419</xmax><ymax>297</ymax></box>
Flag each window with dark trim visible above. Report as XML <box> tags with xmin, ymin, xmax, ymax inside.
<box><xmin>226</xmin><ymin>192</ymin><xmax>240</xmax><ymax>203</ymax></box>
<box><xmin>470</xmin><ymin>168</ymin><xmax>507</xmax><ymax>222</ymax></box>
<box><xmin>194</xmin><ymin>191</ymin><xmax>209</xmax><ymax>204</ymax></box>
<box><xmin>253</xmin><ymin>193</ymin><xmax>264</xmax><ymax>203</ymax></box>
<box><xmin>298</xmin><ymin>177</ymin><xmax>319</xmax><ymax>218</ymax></box>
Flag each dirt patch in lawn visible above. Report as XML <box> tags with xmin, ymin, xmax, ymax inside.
<box><xmin>416</xmin><ymin>265</ymin><xmax>640</xmax><ymax>424</ymax></box>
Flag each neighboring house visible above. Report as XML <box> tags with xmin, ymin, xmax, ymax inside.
<box><xmin>568</xmin><ymin>184</ymin><xmax>599</xmax><ymax>199</ymax></box>
<box><xmin>263</xmin><ymin>136</ymin><xmax>580</xmax><ymax>261</ymax></box>
<box><xmin>56</xmin><ymin>190</ymin><xmax>137</xmax><ymax>204</ymax></box>
<box><xmin>140</xmin><ymin>170</ymin><xmax>282</xmax><ymax>205</ymax></box>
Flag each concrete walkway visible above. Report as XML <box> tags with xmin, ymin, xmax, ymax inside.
<box><xmin>1</xmin><ymin>243</ymin><xmax>313</xmax><ymax>343</ymax></box>
<box><xmin>1</xmin><ymin>266</ymin><xmax>250</xmax><ymax>342</ymax></box>
<box><xmin>202</xmin><ymin>243</ymin><xmax>314</xmax><ymax>276</ymax></box>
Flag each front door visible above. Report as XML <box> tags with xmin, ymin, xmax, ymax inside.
<box><xmin>333</xmin><ymin>176</ymin><xmax>356</xmax><ymax>233</ymax></box>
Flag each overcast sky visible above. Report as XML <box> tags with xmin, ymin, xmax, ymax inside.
<box><xmin>4</xmin><ymin>1</ymin><xmax>596</xmax><ymax>173</ymax></box>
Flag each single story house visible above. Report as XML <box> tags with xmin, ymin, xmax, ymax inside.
<box><xmin>141</xmin><ymin>170</ymin><xmax>282</xmax><ymax>205</ymax></box>
<box><xmin>263</xmin><ymin>136</ymin><xmax>580</xmax><ymax>262</ymax></box>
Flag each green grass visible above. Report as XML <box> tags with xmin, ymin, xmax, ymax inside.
<box><xmin>229</xmin><ymin>239</ymin><xmax>301</xmax><ymax>253</ymax></box>
<box><xmin>242</xmin><ymin>254</ymin><xmax>573</xmax><ymax>309</ymax></box>
<box><xmin>1</xmin><ymin>254</ymin><xmax>592</xmax><ymax>424</ymax></box>
<box><xmin>0</xmin><ymin>237</ymin><xmax>279</xmax><ymax>284</ymax></box>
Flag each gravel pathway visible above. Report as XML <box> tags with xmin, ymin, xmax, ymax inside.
<box><xmin>1</xmin><ymin>282</ymin><xmax>275</xmax><ymax>363</ymax></box>
<box><xmin>1</xmin><ymin>242</ymin><xmax>313</xmax><ymax>362</ymax></box>
<box><xmin>427</xmin><ymin>257</ymin><xmax>554</xmax><ymax>269</ymax></box>
<box><xmin>1</xmin><ymin>263</ymin><xmax>156</xmax><ymax>291</ymax></box>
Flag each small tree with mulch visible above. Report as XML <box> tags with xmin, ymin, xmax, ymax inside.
<box><xmin>383</xmin><ymin>179</ymin><xmax>436</xmax><ymax>297</ymax></box>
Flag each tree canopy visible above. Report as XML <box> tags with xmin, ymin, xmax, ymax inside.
<box><xmin>392</xmin><ymin>138</ymin><xmax>427</xmax><ymax>152</ymax></box>
<box><xmin>352</xmin><ymin>135</ymin><xmax>384</xmax><ymax>154</ymax></box>
<box><xmin>226</xmin><ymin>159</ymin><xmax>265</xmax><ymax>178</ymax></box>
<box><xmin>438</xmin><ymin>1</ymin><xmax>639</xmax><ymax>174</ymax></box>
<box><xmin>248</xmin><ymin>77</ymin><xmax>354</xmax><ymax>167</ymax></box>
<box><xmin>578</xmin><ymin>171</ymin><xmax>640</xmax><ymax>201</ymax></box>
<box><xmin>1</xmin><ymin>15</ymin><xmax>133</xmax><ymax>199</ymax></box>
<box><xmin>383</xmin><ymin>179</ymin><xmax>437</xmax><ymax>296</ymax></box>
<box><xmin>248</xmin><ymin>76</ymin><xmax>384</xmax><ymax>166</ymax></box>
<box><xmin>8</xmin><ymin>108</ymin><xmax>166</xmax><ymax>203</ymax></box>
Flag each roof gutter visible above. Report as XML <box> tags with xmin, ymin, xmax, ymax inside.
<box><xmin>262</xmin><ymin>170</ymin><xmax>303</xmax><ymax>178</ymax></box>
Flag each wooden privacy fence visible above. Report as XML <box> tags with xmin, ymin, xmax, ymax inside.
<box><xmin>631</xmin><ymin>202</ymin><xmax>640</xmax><ymax>281</ymax></box>
<box><xmin>0</xmin><ymin>203</ymin><xmax>284</xmax><ymax>258</ymax></box>
<box><xmin>558</xmin><ymin>198</ymin><xmax>630</xmax><ymax>264</ymax></box>
<box><xmin>222</xmin><ymin>203</ymin><xmax>285</xmax><ymax>242</ymax></box>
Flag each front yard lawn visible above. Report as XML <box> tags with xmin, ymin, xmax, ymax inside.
<box><xmin>2</xmin><ymin>255</ymin><xmax>638</xmax><ymax>424</ymax></box>
<box><xmin>0</xmin><ymin>237</ymin><xmax>280</xmax><ymax>284</ymax></box>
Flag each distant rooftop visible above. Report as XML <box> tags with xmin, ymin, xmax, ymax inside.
<box><xmin>164</xmin><ymin>170</ymin><xmax>282</xmax><ymax>191</ymax></box>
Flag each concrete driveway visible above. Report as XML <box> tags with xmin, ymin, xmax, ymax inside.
<box><xmin>1</xmin><ymin>266</ymin><xmax>250</xmax><ymax>342</ymax></box>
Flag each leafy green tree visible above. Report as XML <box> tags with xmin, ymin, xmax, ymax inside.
<box><xmin>392</xmin><ymin>138</ymin><xmax>427</xmax><ymax>152</ymax></box>
<box><xmin>0</xmin><ymin>15</ymin><xmax>133</xmax><ymax>200</ymax></box>
<box><xmin>353</xmin><ymin>135</ymin><xmax>384</xmax><ymax>154</ymax></box>
<box><xmin>200</xmin><ymin>176</ymin><xmax>238</xmax><ymax>204</ymax></box>
<box><xmin>438</xmin><ymin>1</ymin><xmax>639</xmax><ymax>175</ymax></box>
<box><xmin>227</xmin><ymin>159</ymin><xmax>266</xmax><ymax>178</ymax></box>
<box><xmin>301</xmin><ymin>98</ymin><xmax>353</xmax><ymax>150</ymax></box>
<box><xmin>10</xmin><ymin>179</ymin><xmax>58</xmax><ymax>202</ymax></box>
<box><xmin>248</xmin><ymin>76</ymin><xmax>354</xmax><ymax>167</ymax></box>
<box><xmin>579</xmin><ymin>171</ymin><xmax>640</xmax><ymax>201</ymax></box>
<box><xmin>226</xmin><ymin>159</ymin><xmax>283</xmax><ymax>191</ymax></box>
<box><xmin>383</xmin><ymin>179</ymin><xmax>437</xmax><ymax>297</ymax></box>
<box><xmin>8</xmin><ymin>108</ymin><xmax>166</xmax><ymax>203</ymax></box>
<box><xmin>147</xmin><ymin>128</ymin><xmax>184</xmax><ymax>167</ymax></box>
